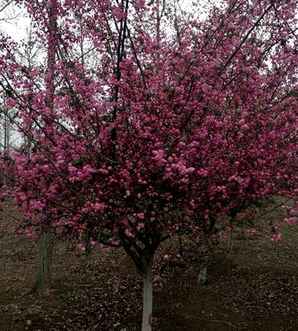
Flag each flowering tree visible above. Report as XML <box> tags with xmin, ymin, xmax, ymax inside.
<box><xmin>0</xmin><ymin>0</ymin><xmax>297</xmax><ymax>330</ymax></box>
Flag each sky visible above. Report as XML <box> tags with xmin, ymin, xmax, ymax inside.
<box><xmin>0</xmin><ymin>1</ymin><xmax>30</xmax><ymax>41</ymax></box>
<box><xmin>0</xmin><ymin>0</ymin><xmax>214</xmax><ymax>42</ymax></box>
<box><xmin>2</xmin><ymin>18</ymin><xmax>30</xmax><ymax>41</ymax></box>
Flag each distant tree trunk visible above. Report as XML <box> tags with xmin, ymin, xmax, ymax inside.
<box><xmin>197</xmin><ymin>246</ymin><xmax>209</xmax><ymax>286</ymax></box>
<box><xmin>3</xmin><ymin>109</ymin><xmax>10</xmax><ymax>186</ymax></box>
<box><xmin>197</xmin><ymin>231</ymin><xmax>213</xmax><ymax>286</ymax></box>
<box><xmin>31</xmin><ymin>0</ymin><xmax>57</xmax><ymax>295</ymax></box>
<box><xmin>33</xmin><ymin>229</ymin><xmax>54</xmax><ymax>293</ymax></box>
<box><xmin>178</xmin><ymin>234</ymin><xmax>184</xmax><ymax>257</ymax></box>
<box><xmin>227</xmin><ymin>225</ymin><xmax>233</xmax><ymax>254</ymax></box>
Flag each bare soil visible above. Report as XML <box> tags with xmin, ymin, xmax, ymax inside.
<box><xmin>1</xmin><ymin>198</ymin><xmax>298</xmax><ymax>331</ymax></box>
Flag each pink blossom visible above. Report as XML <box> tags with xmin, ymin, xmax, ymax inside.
<box><xmin>93</xmin><ymin>202</ymin><xmax>105</xmax><ymax>212</ymax></box>
<box><xmin>271</xmin><ymin>233</ymin><xmax>282</xmax><ymax>242</ymax></box>
<box><xmin>136</xmin><ymin>212</ymin><xmax>145</xmax><ymax>220</ymax></box>
<box><xmin>5</xmin><ymin>97</ymin><xmax>16</xmax><ymax>108</ymax></box>
<box><xmin>285</xmin><ymin>217</ymin><xmax>298</xmax><ymax>225</ymax></box>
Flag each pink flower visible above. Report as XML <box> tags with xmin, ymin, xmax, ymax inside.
<box><xmin>197</xmin><ymin>168</ymin><xmax>208</xmax><ymax>177</ymax></box>
<box><xmin>112</xmin><ymin>6</ymin><xmax>126</xmax><ymax>21</ymax></box>
<box><xmin>5</xmin><ymin>97</ymin><xmax>16</xmax><ymax>109</ymax></box>
<box><xmin>271</xmin><ymin>233</ymin><xmax>282</xmax><ymax>242</ymax></box>
<box><xmin>93</xmin><ymin>202</ymin><xmax>105</xmax><ymax>212</ymax></box>
<box><xmin>135</xmin><ymin>0</ymin><xmax>145</xmax><ymax>9</ymax></box>
<box><xmin>285</xmin><ymin>217</ymin><xmax>298</xmax><ymax>225</ymax></box>
<box><xmin>152</xmin><ymin>149</ymin><xmax>167</xmax><ymax>167</ymax></box>
<box><xmin>136</xmin><ymin>212</ymin><xmax>145</xmax><ymax>220</ymax></box>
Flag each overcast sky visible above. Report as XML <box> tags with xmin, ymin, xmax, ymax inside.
<box><xmin>0</xmin><ymin>0</ymin><xmax>215</xmax><ymax>42</ymax></box>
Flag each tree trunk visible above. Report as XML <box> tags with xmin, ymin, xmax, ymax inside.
<box><xmin>178</xmin><ymin>234</ymin><xmax>184</xmax><ymax>257</ymax></box>
<box><xmin>227</xmin><ymin>225</ymin><xmax>233</xmax><ymax>254</ymax></box>
<box><xmin>142</xmin><ymin>258</ymin><xmax>153</xmax><ymax>331</ymax></box>
<box><xmin>3</xmin><ymin>109</ymin><xmax>10</xmax><ymax>187</ymax></box>
<box><xmin>33</xmin><ymin>231</ymin><xmax>54</xmax><ymax>292</ymax></box>
<box><xmin>197</xmin><ymin>233</ymin><xmax>210</xmax><ymax>286</ymax></box>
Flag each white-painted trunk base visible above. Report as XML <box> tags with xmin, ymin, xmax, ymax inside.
<box><xmin>142</xmin><ymin>261</ymin><xmax>153</xmax><ymax>331</ymax></box>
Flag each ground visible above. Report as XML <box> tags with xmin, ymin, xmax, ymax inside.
<box><xmin>0</xmin><ymin>198</ymin><xmax>298</xmax><ymax>331</ymax></box>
